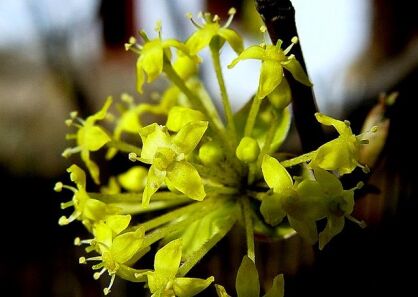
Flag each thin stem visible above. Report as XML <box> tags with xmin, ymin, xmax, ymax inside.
<box><xmin>163</xmin><ymin>59</ymin><xmax>241</xmax><ymax>172</ymax></box>
<box><xmin>280</xmin><ymin>151</ymin><xmax>316</xmax><ymax>167</ymax></box>
<box><xmin>141</xmin><ymin>202</ymin><xmax>218</xmax><ymax>247</ymax></box>
<box><xmin>241</xmin><ymin>196</ymin><xmax>255</xmax><ymax>262</ymax></box>
<box><xmin>106</xmin><ymin>140</ymin><xmax>142</xmax><ymax>156</ymax></box>
<box><xmin>244</xmin><ymin>97</ymin><xmax>262</xmax><ymax>137</ymax></box>
<box><xmin>139</xmin><ymin>198</ymin><xmax>216</xmax><ymax>232</ymax></box>
<box><xmin>255</xmin><ymin>0</ymin><xmax>324</xmax><ymax>152</ymax></box>
<box><xmin>210</xmin><ymin>44</ymin><xmax>237</xmax><ymax>145</ymax></box>
<box><xmin>177</xmin><ymin>214</ymin><xmax>236</xmax><ymax>276</ymax></box>
<box><xmin>114</xmin><ymin>198</ymin><xmax>190</xmax><ymax>215</ymax></box>
<box><xmin>88</xmin><ymin>191</ymin><xmax>185</xmax><ymax>204</ymax></box>
<box><xmin>163</xmin><ymin>59</ymin><xmax>224</xmax><ymax>133</ymax></box>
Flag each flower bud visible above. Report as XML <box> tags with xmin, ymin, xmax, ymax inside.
<box><xmin>199</xmin><ymin>141</ymin><xmax>223</xmax><ymax>165</ymax></box>
<box><xmin>236</xmin><ymin>137</ymin><xmax>260</xmax><ymax>163</ymax></box>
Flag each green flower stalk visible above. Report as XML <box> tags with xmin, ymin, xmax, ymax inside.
<box><xmin>55</xmin><ymin>7</ymin><xmax>375</xmax><ymax>297</ymax></box>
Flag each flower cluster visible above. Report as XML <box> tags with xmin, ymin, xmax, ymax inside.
<box><xmin>56</xmin><ymin>8</ymin><xmax>373</xmax><ymax>296</ymax></box>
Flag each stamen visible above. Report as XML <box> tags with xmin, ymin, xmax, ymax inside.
<box><xmin>65</xmin><ymin>134</ymin><xmax>77</xmax><ymax>140</ymax></box>
<box><xmin>65</xmin><ymin>119</ymin><xmax>73</xmax><ymax>127</ymax></box>
<box><xmin>58</xmin><ymin>216</ymin><xmax>70</xmax><ymax>226</ymax></box>
<box><xmin>62</xmin><ymin>147</ymin><xmax>82</xmax><ymax>158</ymax></box>
<box><xmin>54</xmin><ymin>182</ymin><xmax>63</xmax><ymax>192</ymax></box>
<box><xmin>228</xmin><ymin>7</ymin><xmax>237</xmax><ymax>15</ymax></box>
<box><xmin>60</xmin><ymin>200</ymin><xmax>74</xmax><ymax>209</ymax></box>
<box><xmin>358</xmin><ymin>163</ymin><xmax>370</xmax><ymax>174</ymax></box>
<box><xmin>74</xmin><ymin>237</ymin><xmax>93</xmax><ymax>246</ymax></box>
<box><xmin>61</xmin><ymin>184</ymin><xmax>77</xmax><ymax>193</ymax></box>
<box><xmin>74</xmin><ymin>237</ymin><xmax>82</xmax><ymax>246</ymax></box>
<box><xmin>223</xmin><ymin>7</ymin><xmax>237</xmax><ymax>28</ymax></box>
<box><xmin>92</xmin><ymin>262</ymin><xmax>104</xmax><ymax>270</ymax></box>
<box><xmin>154</xmin><ymin>21</ymin><xmax>162</xmax><ymax>38</ymax></box>
<box><xmin>203</xmin><ymin>12</ymin><xmax>211</xmax><ymax>23</ymax></box>
<box><xmin>139</xmin><ymin>30</ymin><xmax>150</xmax><ymax>42</ymax></box>
<box><xmin>129</xmin><ymin>152</ymin><xmax>140</xmax><ymax>162</ymax></box>
<box><xmin>283</xmin><ymin>37</ymin><xmax>298</xmax><ymax>55</ymax></box>
<box><xmin>86</xmin><ymin>245</ymin><xmax>97</xmax><ymax>253</ymax></box>
<box><xmin>346</xmin><ymin>215</ymin><xmax>367</xmax><ymax>229</ymax></box>
<box><xmin>58</xmin><ymin>212</ymin><xmax>81</xmax><ymax>226</ymax></box>
<box><xmin>186</xmin><ymin>12</ymin><xmax>202</xmax><ymax>28</ymax></box>
<box><xmin>103</xmin><ymin>274</ymin><xmax>116</xmax><ymax>296</ymax></box>
<box><xmin>93</xmin><ymin>267</ymin><xmax>107</xmax><ymax>280</ymax></box>
<box><xmin>121</xmin><ymin>93</ymin><xmax>134</xmax><ymax>104</ymax></box>
<box><xmin>86</xmin><ymin>256</ymin><xmax>103</xmax><ymax>262</ymax></box>
<box><xmin>129</xmin><ymin>36</ymin><xmax>137</xmax><ymax>45</ymax></box>
<box><xmin>70</xmin><ymin>111</ymin><xmax>78</xmax><ymax>119</ymax></box>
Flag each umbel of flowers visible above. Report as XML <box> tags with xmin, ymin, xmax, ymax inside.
<box><xmin>56</xmin><ymin>8</ymin><xmax>372</xmax><ymax>296</ymax></box>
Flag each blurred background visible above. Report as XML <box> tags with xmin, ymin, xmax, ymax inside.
<box><xmin>1</xmin><ymin>0</ymin><xmax>417</xmax><ymax>296</ymax></box>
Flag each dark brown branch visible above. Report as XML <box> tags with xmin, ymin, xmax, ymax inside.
<box><xmin>255</xmin><ymin>0</ymin><xmax>324</xmax><ymax>152</ymax></box>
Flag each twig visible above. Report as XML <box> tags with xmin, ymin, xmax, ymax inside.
<box><xmin>255</xmin><ymin>0</ymin><xmax>324</xmax><ymax>152</ymax></box>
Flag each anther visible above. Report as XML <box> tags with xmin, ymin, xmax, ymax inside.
<box><xmin>154</xmin><ymin>21</ymin><xmax>162</xmax><ymax>34</ymax></box>
<box><xmin>54</xmin><ymin>182</ymin><xmax>63</xmax><ymax>192</ymax></box>
<box><xmin>70</xmin><ymin>111</ymin><xmax>78</xmax><ymax>119</ymax></box>
<box><xmin>103</xmin><ymin>274</ymin><xmax>116</xmax><ymax>296</ymax></box>
<box><xmin>65</xmin><ymin>119</ymin><xmax>73</xmax><ymax>127</ymax></box>
<box><xmin>213</xmin><ymin>14</ymin><xmax>220</xmax><ymax>22</ymax></box>
<box><xmin>93</xmin><ymin>267</ymin><xmax>106</xmax><ymax>280</ymax></box>
<box><xmin>260</xmin><ymin>26</ymin><xmax>267</xmax><ymax>33</ymax></box>
<box><xmin>121</xmin><ymin>93</ymin><xmax>134</xmax><ymax>104</ymax></box>
<box><xmin>371</xmin><ymin>126</ymin><xmax>378</xmax><ymax>133</ymax></box>
<box><xmin>58</xmin><ymin>216</ymin><xmax>69</xmax><ymax>226</ymax></box>
<box><xmin>129</xmin><ymin>36</ymin><xmax>136</xmax><ymax>44</ymax></box>
<box><xmin>228</xmin><ymin>7</ymin><xmax>237</xmax><ymax>15</ymax></box>
<box><xmin>291</xmin><ymin>36</ymin><xmax>299</xmax><ymax>44</ymax></box>
<box><xmin>128</xmin><ymin>152</ymin><xmax>139</xmax><ymax>162</ymax></box>
<box><xmin>79</xmin><ymin>257</ymin><xmax>87</xmax><ymax>264</ymax></box>
<box><xmin>74</xmin><ymin>237</ymin><xmax>82</xmax><ymax>246</ymax></box>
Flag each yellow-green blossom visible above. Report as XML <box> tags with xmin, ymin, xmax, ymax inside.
<box><xmin>132</xmin><ymin>26</ymin><xmax>196</xmax><ymax>94</ymax></box>
<box><xmin>228</xmin><ymin>37</ymin><xmax>311</xmax><ymax>99</ymax></box>
<box><xmin>261</xmin><ymin>155</ymin><xmax>326</xmax><ymax>244</ymax></box>
<box><xmin>186</xmin><ymin>8</ymin><xmax>243</xmax><ymax>55</ymax></box>
<box><xmin>310</xmin><ymin>113</ymin><xmax>368</xmax><ymax>175</ymax></box>
<box><xmin>144</xmin><ymin>239</ymin><xmax>214</xmax><ymax>297</ymax></box>
<box><xmin>138</xmin><ymin>113</ymin><xmax>208</xmax><ymax>206</ymax></box>
<box><xmin>55</xmin><ymin>164</ymin><xmax>120</xmax><ymax>228</ymax></box>
<box><xmin>78</xmin><ymin>214</ymin><xmax>148</xmax><ymax>295</ymax></box>
<box><xmin>299</xmin><ymin>168</ymin><xmax>360</xmax><ymax>249</ymax></box>
<box><xmin>63</xmin><ymin>97</ymin><xmax>112</xmax><ymax>184</ymax></box>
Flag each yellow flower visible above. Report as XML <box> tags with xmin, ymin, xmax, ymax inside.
<box><xmin>131</xmin><ymin>24</ymin><xmax>196</xmax><ymax>94</ymax></box>
<box><xmin>78</xmin><ymin>215</ymin><xmax>148</xmax><ymax>295</ymax></box>
<box><xmin>186</xmin><ymin>8</ymin><xmax>243</xmax><ymax>55</ymax></box>
<box><xmin>228</xmin><ymin>37</ymin><xmax>311</xmax><ymax>99</ymax></box>
<box><xmin>55</xmin><ymin>164</ymin><xmax>120</xmax><ymax>229</ymax></box>
<box><xmin>310</xmin><ymin>113</ymin><xmax>368</xmax><ymax>175</ymax></box>
<box><xmin>63</xmin><ymin>97</ymin><xmax>112</xmax><ymax>184</ymax></box>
